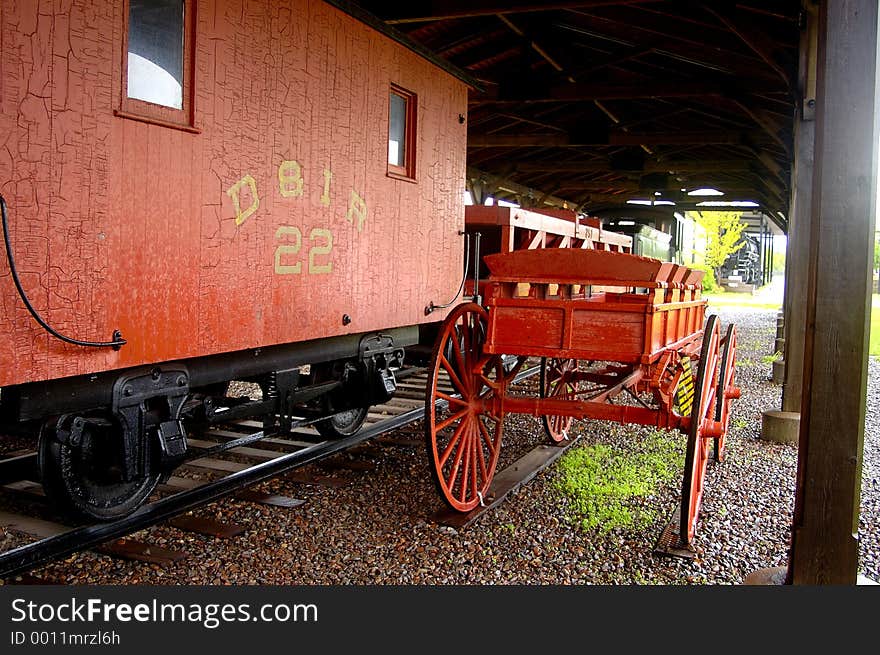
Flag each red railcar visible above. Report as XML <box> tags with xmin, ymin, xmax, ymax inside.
<box><xmin>0</xmin><ymin>0</ymin><xmax>470</xmax><ymax>518</ymax></box>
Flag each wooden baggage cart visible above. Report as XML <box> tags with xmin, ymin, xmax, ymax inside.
<box><xmin>424</xmin><ymin>248</ymin><xmax>739</xmax><ymax>547</ymax></box>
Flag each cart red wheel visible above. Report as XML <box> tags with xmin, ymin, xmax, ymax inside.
<box><xmin>679</xmin><ymin>313</ymin><xmax>721</xmax><ymax>545</ymax></box>
<box><xmin>713</xmin><ymin>323</ymin><xmax>737</xmax><ymax>463</ymax></box>
<box><xmin>425</xmin><ymin>303</ymin><xmax>508</xmax><ymax>512</ymax></box>
<box><xmin>540</xmin><ymin>357</ymin><xmax>578</xmax><ymax>443</ymax></box>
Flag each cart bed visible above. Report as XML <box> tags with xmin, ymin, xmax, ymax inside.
<box><xmin>482</xmin><ymin>249</ymin><xmax>707</xmax><ymax>363</ymax></box>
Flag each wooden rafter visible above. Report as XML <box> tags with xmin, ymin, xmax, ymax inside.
<box><xmin>467</xmin><ymin>131</ymin><xmax>752</xmax><ymax>147</ymax></box>
<box><xmin>380</xmin><ymin>1</ymin><xmax>665</xmax><ymax>24</ymax></box>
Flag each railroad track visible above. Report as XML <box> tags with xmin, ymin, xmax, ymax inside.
<box><xmin>0</xmin><ymin>365</ymin><xmax>545</xmax><ymax>580</ymax></box>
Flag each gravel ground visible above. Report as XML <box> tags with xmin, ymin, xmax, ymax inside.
<box><xmin>3</xmin><ymin>305</ymin><xmax>879</xmax><ymax>585</ymax></box>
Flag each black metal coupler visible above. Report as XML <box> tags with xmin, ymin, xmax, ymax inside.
<box><xmin>111</xmin><ymin>366</ymin><xmax>190</xmax><ymax>476</ymax></box>
<box><xmin>357</xmin><ymin>334</ymin><xmax>404</xmax><ymax>405</ymax></box>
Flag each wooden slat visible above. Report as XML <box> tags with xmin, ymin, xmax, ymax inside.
<box><xmin>235</xmin><ymin>490</ymin><xmax>306</xmax><ymax>508</ymax></box>
<box><xmin>187</xmin><ymin>438</ymin><xmax>287</xmax><ymax>461</ymax></box>
<box><xmin>183</xmin><ymin>458</ymin><xmax>250</xmax><ymax>473</ymax></box>
<box><xmin>168</xmin><ymin>515</ymin><xmax>245</xmax><ymax>538</ymax></box>
<box><xmin>159</xmin><ymin>475</ymin><xmax>204</xmax><ymax>492</ymax></box>
<box><xmin>285</xmin><ymin>471</ymin><xmax>349</xmax><ymax>487</ymax></box>
<box><xmin>0</xmin><ymin>511</ymin><xmax>67</xmax><ymax>538</ymax></box>
<box><xmin>95</xmin><ymin>539</ymin><xmax>186</xmax><ymax>565</ymax></box>
<box><xmin>206</xmin><ymin>428</ymin><xmax>317</xmax><ymax>448</ymax></box>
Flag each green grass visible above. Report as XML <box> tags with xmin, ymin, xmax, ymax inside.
<box><xmin>703</xmin><ymin>292</ymin><xmax>781</xmax><ymax>311</ymax></box>
<box><xmin>554</xmin><ymin>430</ymin><xmax>684</xmax><ymax>534</ymax></box>
<box><xmin>871</xmin><ymin>295</ymin><xmax>880</xmax><ymax>356</ymax></box>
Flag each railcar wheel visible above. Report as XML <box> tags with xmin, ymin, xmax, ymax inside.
<box><xmin>540</xmin><ymin>357</ymin><xmax>578</xmax><ymax>443</ymax></box>
<box><xmin>39</xmin><ymin>414</ymin><xmax>161</xmax><ymax>521</ymax></box>
<box><xmin>315</xmin><ymin>406</ymin><xmax>369</xmax><ymax>439</ymax></box>
<box><xmin>425</xmin><ymin>303</ymin><xmax>507</xmax><ymax>512</ymax></box>
<box><xmin>713</xmin><ymin>323</ymin><xmax>737</xmax><ymax>463</ymax></box>
<box><xmin>679</xmin><ymin>314</ymin><xmax>721</xmax><ymax>545</ymax></box>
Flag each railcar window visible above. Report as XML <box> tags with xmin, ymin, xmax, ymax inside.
<box><xmin>388</xmin><ymin>85</ymin><xmax>417</xmax><ymax>181</ymax></box>
<box><xmin>117</xmin><ymin>0</ymin><xmax>196</xmax><ymax>131</ymax></box>
<box><xmin>127</xmin><ymin>0</ymin><xmax>184</xmax><ymax>109</ymax></box>
<box><xmin>388</xmin><ymin>93</ymin><xmax>407</xmax><ymax>166</ymax></box>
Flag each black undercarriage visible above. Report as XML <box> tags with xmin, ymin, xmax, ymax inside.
<box><xmin>0</xmin><ymin>326</ymin><xmax>419</xmax><ymax>521</ymax></box>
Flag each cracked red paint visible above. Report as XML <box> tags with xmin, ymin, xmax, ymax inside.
<box><xmin>0</xmin><ymin>0</ymin><xmax>468</xmax><ymax>387</ymax></box>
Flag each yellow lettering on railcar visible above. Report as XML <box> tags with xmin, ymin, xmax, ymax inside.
<box><xmin>278</xmin><ymin>160</ymin><xmax>304</xmax><ymax>198</ymax></box>
<box><xmin>345</xmin><ymin>190</ymin><xmax>367</xmax><ymax>232</ymax></box>
<box><xmin>320</xmin><ymin>169</ymin><xmax>332</xmax><ymax>207</ymax></box>
<box><xmin>274</xmin><ymin>226</ymin><xmax>303</xmax><ymax>274</ymax></box>
<box><xmin>308</xmin><ymin>228</ymin><xmax>333</xmax><ymax>274</ymax></box>
<box><xmin>227</xmin><ymin>174</ymin><xmax>260</xmax><ymax>226</ymax></box>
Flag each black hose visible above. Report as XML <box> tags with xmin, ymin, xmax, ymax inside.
<box><xmin>0</xmin><ymin>194</ymin><xmax>126</xmax><ymax>349</ymax></box>
<box><xmin>424</xmin><ymin>230</ymin><xmax>471</xmax><ymax>315</ymax></box>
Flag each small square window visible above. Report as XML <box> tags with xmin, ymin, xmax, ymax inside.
<box><xmin>388</xmin><ymin>85</ymin><xmax>417</xmax><ymax>181</ymax></box>
<box><xmin>116</xmin><ymin>0</ymin><xmax>197</xmax><ymax>131</ymax></box>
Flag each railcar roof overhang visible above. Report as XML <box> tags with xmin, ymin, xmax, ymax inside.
<box><xmin>354</xmin><ymin>1</ymin><xmax>801</xmax><ymax>233</ymax></box>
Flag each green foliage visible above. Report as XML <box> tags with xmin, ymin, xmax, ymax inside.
<box><xmin>688</xmin><ymin>263</ymin><xmax>718</xmax><ymax>293</ymax></box>
<box><xmin>772</xmin><ymin>249</ymin><xmax>786</xmax><ymax>274</ymax></box>
<box><xmin>762</xmin><ymin>351</ymin><xmax>782</xmax><ymax>364</ymax></box>
<box><xmin>870</xmin><ymin>294</ymin><xmax>880</xmax><ymax>356</ymax></box>
<box><xmin>554</xmin><ymin>430</ymin><xmax>684</xmax><ymax>534</ymax></box>
<box><xmin>874</xmin><ymin>232</ymin><xmax>880</xmax><ymax>271</ymax></box>
<box><xmin>692</xmin><ymin>211</ymin><xmax>747</xmax><ymax>279</ymax></box>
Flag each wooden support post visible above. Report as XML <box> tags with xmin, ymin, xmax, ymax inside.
<box><xmin>781</xmin><ymin>11</ymin><xmax>819</xmax><ymax>413</ymax></box>
<box><xmin>787</xmin><ymin>0</ymin><xmax>878</xmax><ymax>584</ymax></box>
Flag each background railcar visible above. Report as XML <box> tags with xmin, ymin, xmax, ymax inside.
<box><xmin>0</xmin><ymin>0</ymin><xmax>471</xmax><ymax>519</ymax></box>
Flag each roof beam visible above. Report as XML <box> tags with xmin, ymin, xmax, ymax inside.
<box><xmin>515</xmin><ymin>159</ymin><xmax>756</xmax><ymax>174</ymax></box>
<box><xmin>380</xmin><ymin>1</ymin><xmax>663</xmax><ymax>24</ymax></box>
<box><xmin>468</xmin><ymin>130</ymin><xmax>752</xmax><ymax>147</ymax></box>
<box><xmin>702</xmin><ymin>5</ymin><xmax>795</xmax><ymax>90</ymax></box>
<box><xmin>467</xmin><ymin>166</ymin><xmax>581</xmax><ymax>209</ymax></box>
<box><xmin>735</xmin><ymin>100</ymin><xmax>792</xmax><ymax>154</ymax></box>
<box><xmin>471</xmin><ymin>80</ymin><xmax>769</xmax><ymax>103</ymax></box>
<box><xmin>556</xmin><ymin>11</ymin><xmax>782</xmax><ymax>82</ymax></box>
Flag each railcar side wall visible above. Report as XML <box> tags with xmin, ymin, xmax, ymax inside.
<box><xmin>0</xmin><ymin>0</ymin><xmax>468</xmax><ymax>387</ymax></box>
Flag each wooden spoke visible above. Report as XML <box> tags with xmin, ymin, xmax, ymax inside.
<box><xmin>434</xmin><ymin>406</ymin><xmax>470</xmax><ymax>434</ymax></box>
<box><xmin>540</xmin><ymin>357</ymin><xmax>579</xmax><ymax>443</ymax></box>
<box><xmin>439</xmin><ymin>414</ymin><xmax>471</xmax><ymax>468</ymax></box>
<box><xmin>435</xmin><ymin>390</ymin><xmax>468</xmax><ymax>409</ymax></box>
<box><xmin>426</xmin><ymin>303</ymin><xmax>506</xmax><ymax>512</ymax></box>
<box><xmin>440</xmin><ymin>353</ymin><xmax>469</xmax><ymax>398</ymax></box>
<box><xmin>477</xmin><ymin>417</ymin><xmax>498</xmax><ymax>458</ymax></box>
<box><xmin>713</xmin><ymin>323</ymin><xmax>737</xmax><ymax>463</ymax></box>
<box><xmin>679</xmin><ymin>314</ymin><xmax>721</xmax><ymax>546</ymax></box>
<box><xmin>474</xmin><ymin>421</ymin><xmax>489</xmax><ymax>483</ymax></box>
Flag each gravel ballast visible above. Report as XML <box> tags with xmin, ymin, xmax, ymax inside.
<box><xmin>4</xmin><ymin>305</ymin><xmax>879</xmax><ymax>585</ymax></box>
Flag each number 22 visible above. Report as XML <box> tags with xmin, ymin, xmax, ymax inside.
<box><xmin>274</xmin><ymin>226</ymin><xmax>333</xmax><ymax>275</ymax></box>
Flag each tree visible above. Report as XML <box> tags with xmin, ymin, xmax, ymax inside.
<box><xmin>692</xmin><ymin>211</ymin><xmax>747</xmax><ymax>282</ymax></box>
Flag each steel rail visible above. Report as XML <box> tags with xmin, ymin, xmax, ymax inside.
<box><xmin>0</xmin><ymin>365</ymin><xmax>539</xmax><ymax>579</ymax></box>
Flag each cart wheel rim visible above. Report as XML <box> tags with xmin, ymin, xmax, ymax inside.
<box><xmin>425</xmin><ymin>303</ymin><xmax>506</xmax><ymax>512</ymax></box>
<box><xmin>713</xmin><ymin>323</ymin><xmax>737</xmax><ymax>463</ymax></box>
<box><xmin>540</xmin><ymin>357</ymin><xmax>577</xmax><ymax>443</ymax></box>
<box><xmin>680</xmin><ymin>313</ymin><xmax>721</xmax><ymax>544</ymax></box>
